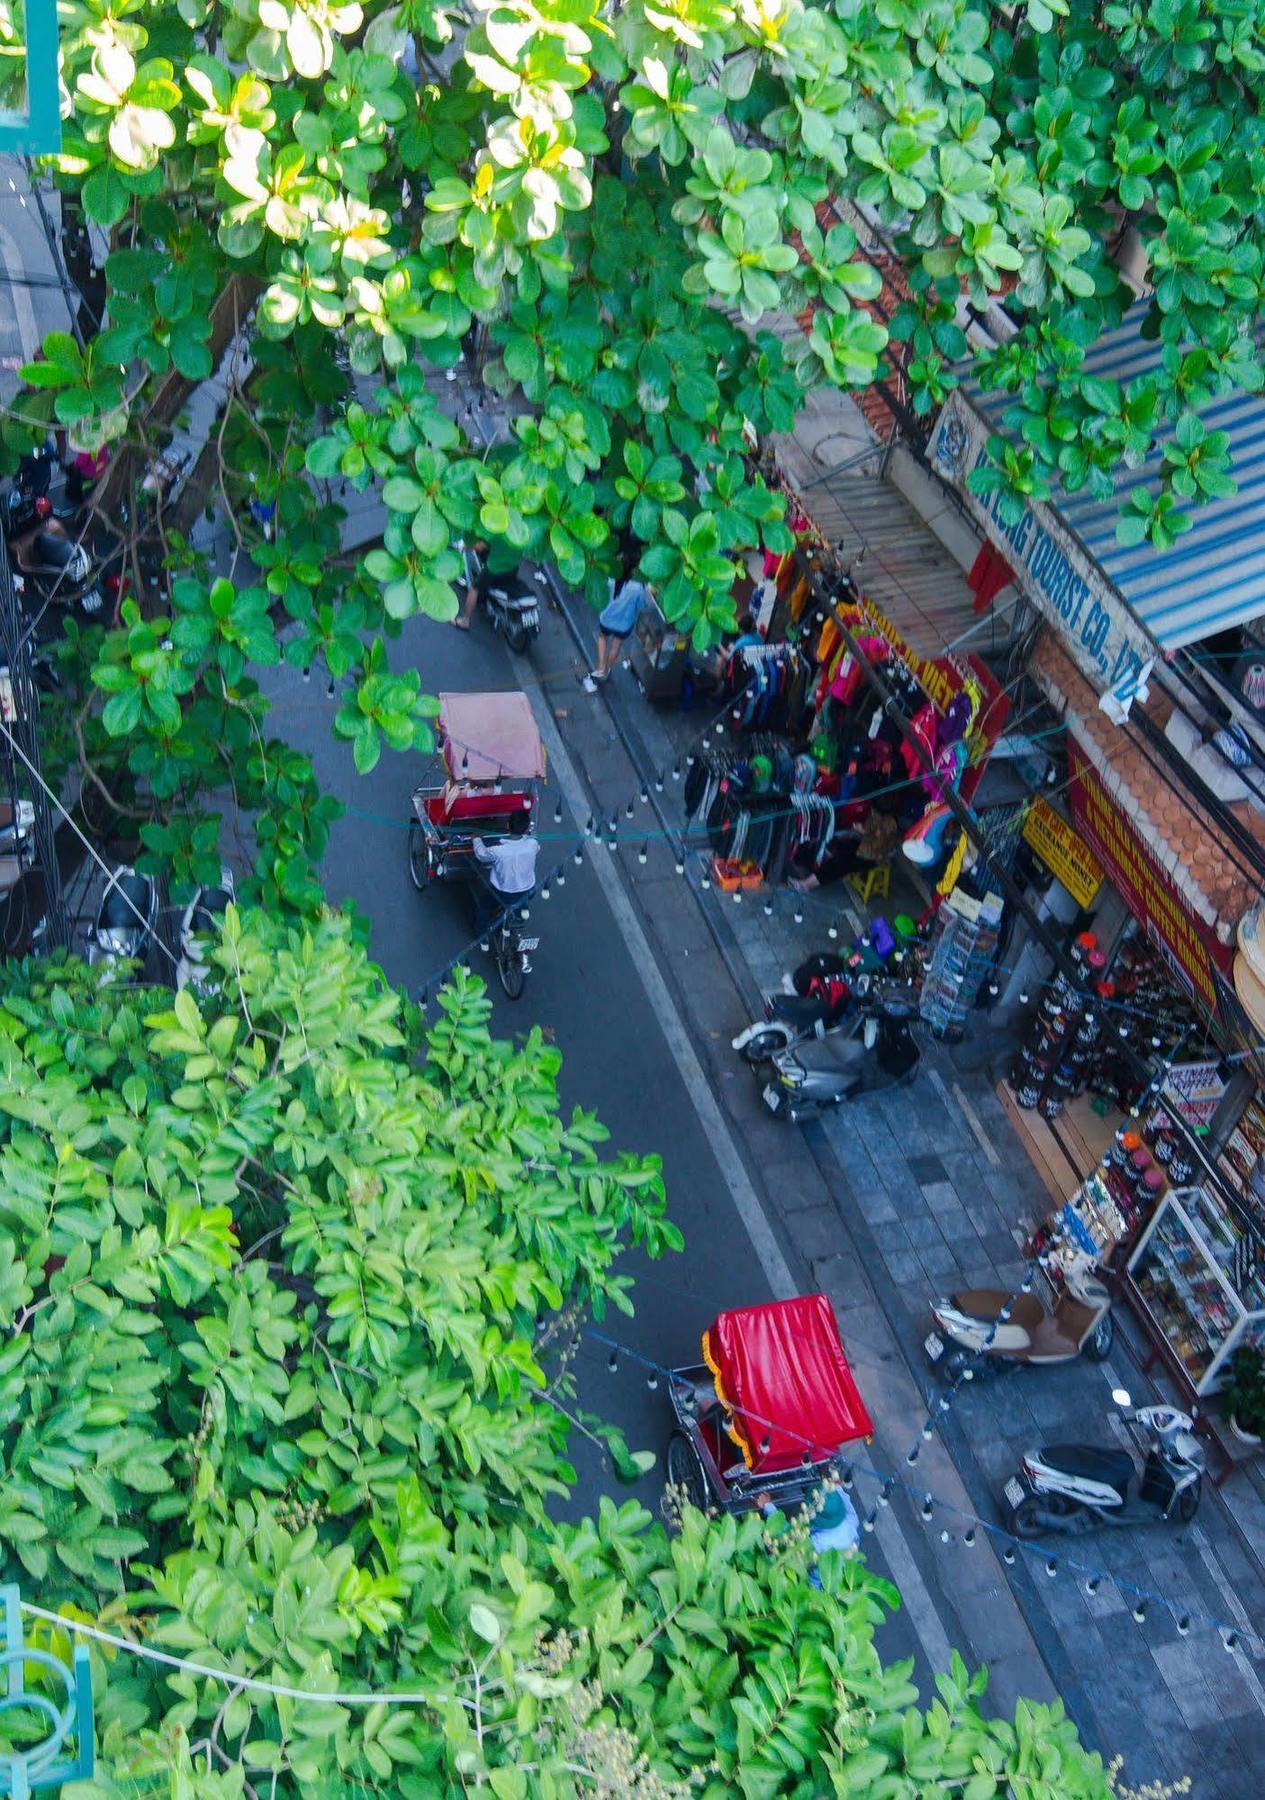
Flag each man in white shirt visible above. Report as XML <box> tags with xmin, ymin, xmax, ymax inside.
<box><xmin>471</xmin><ymin>813</ymin><xmax>539</xmax><ymax>935</ymax></box>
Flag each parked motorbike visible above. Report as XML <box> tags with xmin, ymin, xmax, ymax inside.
<box><xmin>924</xmin><ymin>1249</ymin><xmax>1114</xmax><ymax>1378</ymax></box>
<box><xmin>86</xmin><ymin>865</ymin><xmax>158</xmax><ymax>970</ymax></box>
<box><xmin>0</xmin><ymin>801</ymin><xmax>34</xmax><ymax>856</ymax></box>
<box><xmin>733</xmin><ymin>969</ymin><xmax>917</xmax><ymax>1064</ymax></box>
<box><xmin>733</xmin><ymin>983</ymin><xmax>856</xmax><ymax>1063</ymax></box>
<box><xmin>1</xmin><ymin>444</ymin><xmax>59</xmax><ymax>540</ymax></box>
<box><xmin>760</xmin><ymin>999</ymin><xmax>920</xmax><ymax>1120</ymax></box>
<box><xmin>176</xmin><ymin>869</ymin><xmax>236</xmax><ymax>990</ymax></box>
<box><xmin>486</xmin><ymin>574</ymin><xmax>541</xmax><ymax>654</ymax></box>
<box><xmin>1003</xmin><ymin>1404</ymin><xmax>1204</xmax><ymax>1537</ymax></box>
<box><xmin>10</xmin><ymin>521</ymin><xmax>105</xmax><ymax>616</ymax></box>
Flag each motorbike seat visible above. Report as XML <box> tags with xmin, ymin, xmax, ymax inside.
<box><xmin>770</xmin><ymin>993</ymin><xmax>834</xmax><ymax>1026</ymax></box>
<box><xmin>950</xmin><ymin>1290</ymin><xmax>1045</xmax><ymax>1332</ymax></box>
<box><xmin>793</xmin><ymin>1034</ymin><xmax>868</xmax><ymax>1075</ymax></box>
<box><xmin>101</xmin><ymin>876</ymin><xmax>150</xmax><ymax>928</ymax></box>
<box><xmin>1040</xmin><ymin>1444</ymin><xmax>1133</xmax><ymax>1499</ymax></box>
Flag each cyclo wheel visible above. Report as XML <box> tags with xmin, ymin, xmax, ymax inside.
<box><xmin>408</xmin><ymin>821</ymin><xmax>432</xmax><ymax>891</ymax></box>
<box><xmin>666</xmin><ymin>1430</ymin><xmax>709</xmax><ymax>1515</ymax></box>
<box><xmin>496</xmin><ymin>928</ymin><xmax>526</xmax><ymax>1001</ymax></box>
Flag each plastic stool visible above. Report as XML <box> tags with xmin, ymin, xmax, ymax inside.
<box><xmin>846</xmin><ymin>863</ymin><xmax>891</xmax><ymax>904</ymax></box>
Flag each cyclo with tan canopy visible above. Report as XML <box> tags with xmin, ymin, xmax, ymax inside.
<box><xmin>665</xmin><ymin>1293</ymin><xmax>874</xmax><ymax>1516</ymax></box>
<box><xmin>407</xmin><ymin>691</ymin><xmax>547</xmax><ymax>998</ymax></box>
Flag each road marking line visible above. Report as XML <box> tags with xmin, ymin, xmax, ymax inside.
<box><xmin>526</xmin><ymin>679</ymin><xmax>963</xmax><ymax>1675</ymax></box>
<box><xmin>938</xmin><ymin>1071</ymin><xmax>1001</xmax><ymax>1168</ymax></box>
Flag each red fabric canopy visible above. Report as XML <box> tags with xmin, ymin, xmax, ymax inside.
<box><xmin>702</xmin><ymin>1293</ymin><xmax>873</xmax><ymax>1475</ymax></box>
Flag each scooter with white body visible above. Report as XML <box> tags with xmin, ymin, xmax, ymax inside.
<box><xmin>924</xmin><ymin>1245</ymin><xmax>1114</xmax><ymax>1378</ymax></box>
<box><xmin>1003</xmin><ymin>1404</ymin><xmax>1204</xmax><ymax>1537</ymax></box>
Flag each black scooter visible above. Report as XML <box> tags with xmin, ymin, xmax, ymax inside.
<box><xmin>485</xmin><ymin>574</ymin><xmax>541</xmax><ymax>654</ymax></box>
<box><xmin>86</xmin><ymin>865</ymin><xmax>158</xmax><ymax>972</ymax></box>
<box><xmin>10</xmin><ymin>521</ymin><xmax>105</xmax><ymax>616</ymax></box>
<box><xmin>1004</xmin><ymin>1404</ymin><xmax>1203</xmax><ymax>1537</ymax></box>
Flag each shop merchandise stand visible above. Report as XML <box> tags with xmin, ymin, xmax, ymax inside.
<box><xmin>919</xmin><ymin>885</ymin><xmax>1003</xmax><ymax>1041</ymax></box>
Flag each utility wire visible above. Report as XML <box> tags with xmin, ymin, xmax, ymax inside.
<box><xmin>0</xmin><ymin>718</ymin><xmax>181</xmax><ymax>971</ymax></box>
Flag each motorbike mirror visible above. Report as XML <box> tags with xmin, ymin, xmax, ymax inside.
<box><xmin>1111</xmin><ymin>1388</ymin><xmax>1132</xmax><ymax>1409</ymax></box>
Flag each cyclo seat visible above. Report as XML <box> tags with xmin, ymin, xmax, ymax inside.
<box><xmin>423</xmin><ymin>789</ymin><xmax>532</xmax><ymax>826</ymax></box>
<box><xmin>1040</xmin><ymin>1444</ymin><xmax>1133</xmax><ymax>1499</ymax></box>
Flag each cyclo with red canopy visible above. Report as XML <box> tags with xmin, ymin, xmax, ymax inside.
<box><xmin>665</xmin><ymin>1293</ymin><xmax>873</xmax><ymax>1515</ymax></box>
<box><xmin>407</xmin><ymin>690</ymin><xmax>546</xmax><ymax>892</ymax></box>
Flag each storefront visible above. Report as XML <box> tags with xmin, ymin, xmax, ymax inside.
<box><xmin>993</xmin><ymin>633</ymin><xmax>1265</xmax><ymax>1417</ymax></box>
<box><xmin>680</xmin><ymin>453</ymin><xmax>1010</xmax><ymax>903</ymax></box>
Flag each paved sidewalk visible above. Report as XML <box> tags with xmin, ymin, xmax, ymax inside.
<box><xmin>566</xmin><ymin>622</ymin><xmax>1265</xmax><ymax>1799</ymax></box>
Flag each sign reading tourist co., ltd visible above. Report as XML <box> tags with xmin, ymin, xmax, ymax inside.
<box><xmin>929</xmin><ymin>392</ymin><xmax>1154</xmax><ymax>699</ymax></box>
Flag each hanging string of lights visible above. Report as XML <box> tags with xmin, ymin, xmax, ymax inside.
<box><xmin>582</xmin><ymin>1324</ymin><xmax>1260</xmax><ymax>1658</ymax></box>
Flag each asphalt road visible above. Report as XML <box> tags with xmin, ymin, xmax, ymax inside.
<box><xmin>265</xmin><ymin>606</ymin><xmax>777</xmax><ymax>1518</ymax></box>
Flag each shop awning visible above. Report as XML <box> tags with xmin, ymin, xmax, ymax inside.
<box><xmin>968</xmin><ymin>303</ymin><xmax>1265</xmax><ymax>652</ymax></box>
<box><xmin>1031</xmin><ymin>633</ymin><xmax>1260</xmax><ymax>943</ymax></box>
<box><xmin>772</xmin><ymin>394</ymin><xmax>988</xmax><ymax>661</ymax></box>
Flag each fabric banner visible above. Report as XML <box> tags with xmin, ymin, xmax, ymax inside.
<box><xmin>1067</xmin><ymin>740</ymin><xmax>1233</xmax><ymax>1014</ymax></box>
<box><xmin>834</xmin><ymin>594</ymin><xmax>1010</xmax><ymax>800</ymax></box>
<box><xmin>928</xmin><ymin>392</ymin><xmax>1153</xmax><ymax>698</ymax></box>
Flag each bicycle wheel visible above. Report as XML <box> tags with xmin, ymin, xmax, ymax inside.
<box><xmin>666</xmin><ymin>1431</ymin><xmax>709</xmax><ymax>1514</ymax></box>
<box><xmin>408</xmin><ymin>822</ymin><xmax>432</xmax><ymax>891</ymax></box>
<box><xmin>496</xmin><ymin>932</ymin><xmax>526</xmax><ymax>1000</ymax></box>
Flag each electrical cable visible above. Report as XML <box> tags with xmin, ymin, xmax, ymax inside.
<box><xmin>0</xmin><ymin>719</ymin><xmax>181</xmax><ymax>971</ymax></box>
<box><xmin>16</xmin><ymin>1602</ymin><xmax>453</xmax><ymax>1709</ymax></box>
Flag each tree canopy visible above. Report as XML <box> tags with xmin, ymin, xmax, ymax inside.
<box><xmin>0</xmin><ymin>908</ymin><xmax>1126</xmax><ymax>1798</ymax></box>
<box><xmin>0</xmin><ymin>0</ymin><xmax>1261</xmax><ymax>894</ymax></box>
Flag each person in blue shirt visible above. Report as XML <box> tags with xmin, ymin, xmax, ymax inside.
<box><xmin>584</xmin><ymin>577</ymin><xmax>652</xmax><ymax>692</ymax></box>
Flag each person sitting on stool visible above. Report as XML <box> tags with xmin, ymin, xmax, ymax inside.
<box><xmin>470</xmin><ymin>812</ymin><xmax>539</xmax><ymax>937</ymax></box>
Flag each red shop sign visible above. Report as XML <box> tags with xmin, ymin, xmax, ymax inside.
<box><xmin>1067</xmin><ymin>739</ymin><xmax>1232</xmax><ymax>1015</ymax></box>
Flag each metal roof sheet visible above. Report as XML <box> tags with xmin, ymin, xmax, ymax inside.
<box><xmin>771</xmin><ymin>426</ymin><xmax>993</xmax><ymax>660</ymax></box>
<box><xmin>968</xmin><ymin>303</ymin><xmax>1265</xmax><ymax>651</ymax></box>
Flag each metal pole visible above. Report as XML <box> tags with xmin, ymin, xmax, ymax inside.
<box><xmin>0</xmin><ymin>537</ymin><xmax>68</xmax><ymax>949</ymax></box>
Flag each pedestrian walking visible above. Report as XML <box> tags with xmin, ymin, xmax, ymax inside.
<box><xmin>454</xmin><ymin>538</ymin><xmax>489</xmax><ymax>630</ymax></box>
<box><xmin>584</xmin><ymin>575</ymin><xmax>652</xmax><ymax>692</ymax></box>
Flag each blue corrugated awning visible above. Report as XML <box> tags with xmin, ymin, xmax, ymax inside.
<box><xmin>967</xmin><ymin>304</ymin><xmax>1265</xmax><ymax>652</ymax></box>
